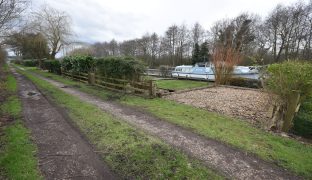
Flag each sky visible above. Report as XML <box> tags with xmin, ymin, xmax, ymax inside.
<box><xmin>31</xmin><ymin>0</ymin><xmax>307</xmax><ymax>43</ymax></box>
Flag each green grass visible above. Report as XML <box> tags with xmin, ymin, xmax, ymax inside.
<box><xmin>156</xmin><ymin>79</ymin><xmax>210</xmax><ymax>90</ymax></box>
<box><xmin>22</xmin><ymin>67</ymin><xmax>312</xmax><ymax>178</ymax></box>
<box><xmin>6</xmin><ymin>75</ymin><xmax>17</xmax><ymax>92</ymax></box>
<box><xmin>0</xmin><ymin>121</ymin><xmax>42</xmax><ymax>180</ymax></box>
<box><xmin>0</xmin><ymin>67</ymin><xmax>42</xmax><ymax>179</ymax></box>
<box><xmin>18</xmin><ymin>68</ymin><xmax>223</xmax><ymax>179</ymax></box>
<box><xmin>120</xmin><ymin>97</ymin><xmax>312</xmax><ymax>178</ymax></box>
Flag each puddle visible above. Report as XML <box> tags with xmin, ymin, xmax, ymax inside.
<box><xmin>22</xmin><ymin>91</ymin><xmax>41</xmax><ymax>100</ymax></box>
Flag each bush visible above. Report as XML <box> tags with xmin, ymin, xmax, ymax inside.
<box><xmin>266</xmin><ymin>61</ymin><xmax>312</xmax><ymax>132</ymax></box>
<box><xmin>43</xmin><ymin>60</ymin><xmax>61</xmax><ymax>74</ymax></box>
<box><xmin>266</xmin><ymin>61</ymin><xmax>312</xmax><ymax>99</ymax></box>
<box><xmin>22</xmin><ymin>60</ymin><xmax>38</xmax><ymax>67</ymax></box>
<box><xmin>227</xmin><ymin>77</ymin><xmax>261</xmax><ymax>89</ymax></box>
<box><xmin>96</xmin><ymin>56</ymin><xmax>146</xmax><ymax>81</ymax></box>
<box><xmin>293</xmin><ymin>95</ymin><xmax>312</xmax><ymax>138</ymax></box>
<box><xmin>61</xmin><ymin>55</ymin><xmax>95</xmax><ymax>73</ymax></box>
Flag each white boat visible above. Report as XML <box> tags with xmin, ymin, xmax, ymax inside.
<box><xmin>172</xmin><ymin>64</ymin><xmax>259</xmax><ymax>81</ymax></box>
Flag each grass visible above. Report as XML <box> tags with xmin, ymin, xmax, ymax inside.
<box><xmin>21</xmin><ymin>66</ymin><xmax>312</xmax><ymax>178</ymax></box>
<box><xmin>156</xmin><ymin>79</ymin><xmax>210</xmax><ymax>90</ymax></box>
<box><xmin>120</xmin><ymin>97</ymin><xmax>312</xmax><ymax>178</ymax></box>
<box><xmin>18</xmin><ymin>67</ymin><xmax>223</xmax><ymax>179</ymax></box>
<box><xmin>0</xmin><ymin>65</ymin><xmax>42</xmax><ymax>179</ymax></box>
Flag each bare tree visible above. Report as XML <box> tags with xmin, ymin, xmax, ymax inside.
<box><xmin>150</xmin><ymin>32</ymin><xmax>159</xmax><ymax>65</ymax></box>
<box><xmin>0</xmin><ymin>0</ymin><xmax>29</xmax><ymax>37</ymax></box>
<box><xmin>191</xmin><ymin>22</ymin><xmax>205</xmax><ymax>46</ymax></box>
<box><xmin>108</xmin><ymin>39</ymin><xmax>119</xmax><ymax>56</ymax></box>
<box><xmin>176</xmin><ymin>24</ymin><xmax>190</xmax><ymax>64</ymax></box>
<box><xmin>119</xmin><ymin>39</ymin><xmax>137</xmax><ymax>57</ymax></box>
<box><xmin>164</xmin><ymin>25</ymin><xmax>178</xmax><ymax>66</ymax></box>
<box><xmin>31</xmin><ymin>5</ymin><xmax>72</xmax><ymax>59</ymax></box>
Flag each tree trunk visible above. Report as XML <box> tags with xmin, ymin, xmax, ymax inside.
<box><xmin>50</xmin><ymin>52</ymin><xmax>56</xmax><ymax>59</ymax></box>
<box><xmin>282</xmin><ymin>91</ymin><xmax>300</xmax><ymax>132</ymax></box>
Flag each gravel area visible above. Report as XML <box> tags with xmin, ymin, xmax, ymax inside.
<box><xmin>166</xmin><ymin>87</ymin><xmax>276</xmax><ymax>127</ymax></box>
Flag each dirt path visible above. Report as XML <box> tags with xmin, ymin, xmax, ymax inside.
<box><xmin>12</xmin><ymin>70</ymin><xmax>116</xmax><ymax>180</ymax></box>
<box><xmin>23</xmin><ymin>70</ymin><xmax>301</xmax><ymax>180</ymax></box>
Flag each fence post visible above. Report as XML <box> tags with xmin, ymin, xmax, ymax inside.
<box><xmin>60</xmin><ymin>67</ymin><xmax>64</xmax><ymax>76</ymax></box>
<box><xmin>149</xmin><ymin>80</ymin><xmax>156</xmax><ymax>97</ymax></box>
<box><xmin>88</xmin><ymin>72</ymin><xmax>95</xmax><ymax>85</ymax></box>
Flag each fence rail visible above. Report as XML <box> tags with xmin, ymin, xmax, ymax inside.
<box><xmin>62</xmin><ymin>71</ymin><xmax>156</xmax><ymax>97</ymax></box>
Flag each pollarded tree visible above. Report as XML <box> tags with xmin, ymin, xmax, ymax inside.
<box><xmin>31</xmin><ymin>5</ymin><xmax>72</xmax><ymax>59</ymax></box>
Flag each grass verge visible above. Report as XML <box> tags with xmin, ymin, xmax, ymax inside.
<box><xmin>18</xmin><ymin>67</ymin><xmax>223</xmax><ymax>179</ymax></box>
<box><xmin>22</xmin><ymin>67</ymin><xmax>312</xmax><ymax>178</ymax></box>
<box><xmin>0</xmin><ymin>65</ymin><xmax>42</xmax><ymax>179</ymax></box>
<box><xmin>156</xmin><ymin>79</ymin><xmax>210</xmax><ymax>90</ymax></box>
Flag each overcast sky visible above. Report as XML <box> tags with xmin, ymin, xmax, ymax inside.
<box><xmin>31</xmin><ymin>0</ymin><xmax>307</xmax><ymax>43</ymax></box>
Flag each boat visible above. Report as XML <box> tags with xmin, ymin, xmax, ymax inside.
<box><xmin>171</xmin><ymin>64</ymin><xmax>259</xmax><ymax>81</ymax></box>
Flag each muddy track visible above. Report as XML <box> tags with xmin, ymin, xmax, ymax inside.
<box><xmin>12</xmin><ymin>69</ymin><xmax>116</xmax><ymax>180</ymax></box>
<box><xmin>23</xmin><ymin>69</ymin><xmax>301</xmax><ymax>180</ymax></box>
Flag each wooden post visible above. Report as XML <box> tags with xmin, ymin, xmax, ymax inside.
<box><xmin>149</xmin><ymin>80</ymin><xmax>156</xmax><ymax>97</ymax></box>
<box><xmin>88</xmin><ymin>72</ymin><xmax>95</xmax><ymax>85</ymax></box>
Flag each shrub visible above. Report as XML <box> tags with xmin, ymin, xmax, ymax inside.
<box><xmin>96</xmin><ymin>56</ymin><xmax>146</xmax><ymax>81</ymax></box>
<box><xmin>265</xmin><ymin>61</ymin><xmax>312</xmax><ymax>132</ymax></box>
<box><xmin>61</xmin><ymin>55</ymin><xmax>95</xmax><ymax>73</ymax></box>
<box><xmin>292</xmin><ymin>95</ymin><xmax>312</xmax><ymax>138</ymax></box>
<box><xmin>227</xmin><ymin>77</ymin><xmax>261</xmax><ymax>89</ymax></box>
<box><xmin>43</xmin><ymin>60</ymin><xmax>61</xmax><ymax>74</ymax></box>
<box><xmin>212</xmin><ymin>45</ymin><xmax>241</xmax><ymax>85</ymax></box>
<box><xmin>22</xmin><ymin>60</ymin><xmax>38</xmax><ymax>67</ymax></box>
<box><xmin>266</xmin><ymin>61</ymin><xmax>312</xmax><ymax>98</ymax></box>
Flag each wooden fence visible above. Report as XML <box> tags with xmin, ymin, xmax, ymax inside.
<box><xmin>62</xmin><ymin>71</ymin><xmax>156</xmax><ymax>97</ymax></box>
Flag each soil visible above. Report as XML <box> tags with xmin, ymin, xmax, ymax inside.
<box><xmin>12</xmin><ymin>69</ymin><xmax>116</xmax><ymax>180</ymax></box>
<box><xmin>29</xmin><ymin>71</ymin><xmax>301</xmax><ymax>180</ymax></box>
<box><xmin>165</xmin><ymin>86</ymin><xmax>277</xmax><ymax>128</ymax></box>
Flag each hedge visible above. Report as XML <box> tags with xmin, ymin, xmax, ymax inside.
<box><xmin>22</xmin><ymin>60</ymin><xmax>38</xmax><ymax>67</ymax></box>
<box><xmin>293</xmin><ymin>95</ymin><xmax>312</xmax><ymax>138</ymax></box>
<box><xmin>227</xmin><ymin>77</ymin><xmax>261</xmax><ymax>89</ymax></box>
<box><xmin>266</xmin><ymin>61</ymin><xmax>312</xmax><ymax>132</ymax></box>
<box><xmin>61</xmin><ymin>55</ymin><xmax>95</xmax><ymax>73</ymax></box>
<box><xmin>43</xmin><ymin>60</ymin><xmax>61</xmax><ymax>74</ymax></box>
<box><xmin>96</xmin><ymin>56</ymin><xmax>146</xmax><ymax>81</ymax></box>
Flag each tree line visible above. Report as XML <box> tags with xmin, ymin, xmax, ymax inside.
<box><xmin>73</xmin><ymin>0</ymin><xmax>312</xmax><ymax>67</ymax></box>
<box><xmin>2</xmin><ymin>0</ymin><xmax>312</xmax><ymax>68</ymax></box>
<box><xmin>0</xmin><ymin>1</ymin><xmax>72</xmax><ymax>60</ymax></box>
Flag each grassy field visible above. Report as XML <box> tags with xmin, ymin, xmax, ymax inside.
<box><xmin>156</xmin><ymin>79</ymin><xmax>210</xmax><ymax>90</ymax></box>
<box><xmin>0</xmin><ymin>65</ymin><xmax>42</xmax><ymax>179</ymax></box>
<box><xmin>21</xmin><ymin>67</ymin><xmax>312</xmax><ymax>178</ymax></box>
<box><xmin>18</xmin><ymin>67</ymin><xmax>223</xmax><ymax>179</ymax></box>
